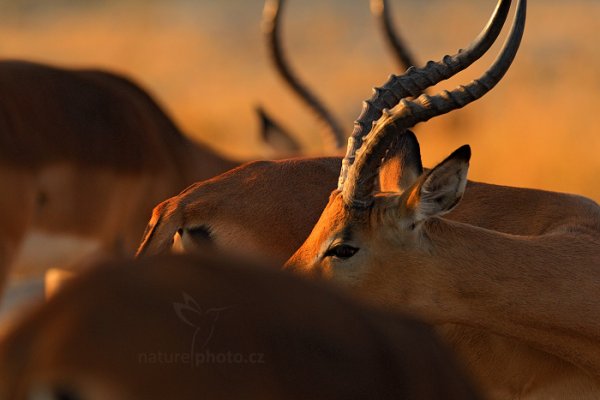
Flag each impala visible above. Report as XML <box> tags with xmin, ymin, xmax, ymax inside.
<box><xmin>138</xmin><ymin>0</ymin><xmax>576</xmax><ymax>263</ymax></box>
<box><xmin>0</xmin><ymin>12</ymin><xmax>311</xmax><ymax>295</ymax></box>
<box><xmin>0</xmin><ymin>62</ymin><xmax>229</xmax><ymax>292</ymax></box>
<box><xmin>284</xmin><ymin>0</ymin><xmax>600</xmax><ymax>398</ymax></box>
<box><xmin>136</xmin><ymin>0</ymin><xmax>600</xmax><ymax>397</ymax></box>
<box><xmin>0</xmin><ymin>254</ymin><xmax>481</xmax><ymax>400</ymax></box>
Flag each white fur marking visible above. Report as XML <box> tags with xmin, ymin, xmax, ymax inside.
<box><xmin>11</xmin><ymin>231</ymin><xmax>102</xmax><ymax>280</ymax></box>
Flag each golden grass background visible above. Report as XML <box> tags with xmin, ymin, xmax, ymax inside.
<box><xmin>1</xmin><ymin>0</ymin><xmax>598</xmax><ymax>199</ymax></box>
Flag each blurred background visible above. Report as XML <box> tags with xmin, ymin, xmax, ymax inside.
<box><xmin>0</xmin><ymin>0</ymin><xmax>597</xmax><ymax>198</ymax></box>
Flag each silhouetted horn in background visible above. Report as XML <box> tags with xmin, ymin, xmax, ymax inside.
<box><xmin>370</xmin><ymin>0</ymin><xmax>418</xmax><ymax>71</ymax></box>
<box><xmin>262</xmin><ymin>0</ymin><xmax>345</xmax><ymax>150</ymax></box>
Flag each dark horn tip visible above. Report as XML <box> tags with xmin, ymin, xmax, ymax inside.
<box><xmin>451</xmin><ymin>144</ymin><xmax>471</xmax><ymax>162</ymax></box>
<box><xmin>402</xmin><ymin>129</ymin><xmax>418</xmax><ymax>143</ymax></box>
<box><xmin>254</xmin><ymin>104</ymin><xmax>266</xmax><ymax>115</ymax></box>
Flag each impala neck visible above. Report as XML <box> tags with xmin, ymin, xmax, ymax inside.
<box><xmin>420</xmin><ymin>217</ymin><xmax>600</xmax><ymax>374</ymax></box>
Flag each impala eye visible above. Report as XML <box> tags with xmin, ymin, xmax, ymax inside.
<box><xmin>324</xmin><ymin>244</ymin><xmax>359</xmax><ymax>260</ymax></box>
<box><xmin>183</xmin><ymin>226</ymin><xmax>212</xmax><ymax>243</ymax></box>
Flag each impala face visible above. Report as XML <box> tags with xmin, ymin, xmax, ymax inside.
<box><xmin>285</xmin><ymin>192</ymin><xmax>371</xmax><ymax>283</ymax></box>
<box><xmin>286</xmin><ymin>143</ymin><xmax>471</xmax><ymax>308</ymax></box>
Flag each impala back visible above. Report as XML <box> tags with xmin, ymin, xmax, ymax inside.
<box><xmin>0</xmin><ymin>254</ymin><xmax>481</xmax><ymax>400</ymax></box>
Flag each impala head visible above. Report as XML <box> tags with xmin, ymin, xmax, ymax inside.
<box><xmin>286</xmin><ymin>0</ymin><xmax>525</xmax><ymax>303</ymax></box>
<box><xmin>135</xmin><ymin>157</ymin><xmax>341</xmax><ymax>265</ymax></box>
<box><xmin>286</xmin><ymin>132</ymin><xmax>470</xmax><ymax>291</ymax></box>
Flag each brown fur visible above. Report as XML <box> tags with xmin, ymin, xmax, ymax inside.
<box><xmin>135</xmin><ymin>153</ymin><xmax>600</xmax><ymax>398</ymax></box>
<box><xmin>0</xmin><ymin>60</ymin><xmax>239</xmax><ymax>291</ymax></box>
<box><xmin>137</xmin><ymin>155</ymin><xmax>598</xmax><ymax>262</ymax></box>
<box><xmin>285</xmin><ymin>156</ymin><xmax>600</xmax><ymax>399</ymax></box>
<box><xmin>137</xmin><ymin>157</ymin><xmax>342</xmax><ymax>263</ymax></box>
<box><xmin>0</xmin><ymin>254</ymin><xmax>481</xmax><ymax>400</ymax></box>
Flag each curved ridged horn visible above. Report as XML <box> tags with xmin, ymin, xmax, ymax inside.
<box><xmin>370</xmin><ymin>0</ymin><xmax>418</xmax><ymax>71</ymax></box>
<box><xmin>262</xmin><ymin>0</ymin><xmax>345</xmax><ymax>149</ymax></box>
<box><xmin>343</xmin><ymin>0</ymin><xmax>526</xmax><ymax>208</ymax></box>
<box><xmin>338</xmin><ymin>0</ymin><xmax>513</xmax><ymax>190</ymax></box>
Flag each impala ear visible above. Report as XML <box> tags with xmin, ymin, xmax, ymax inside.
<box><xmin>255</xmin><ymin>105</ymin><xmax>302</xmax><ymax>154</ymax></box>
<box><xmin>404</xmin><ymin>145</ymin><xmax>470</xmax><ymax>223</ymax></box>
<box><xmin>135</xmin><ymin>201</ymin><xmax>182</xmax><ymax>257</ymax></box>
<box><xmin>379</xmin><ymin>130</ymin><xmax>423</xmax><ymax>193</ymax></box>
